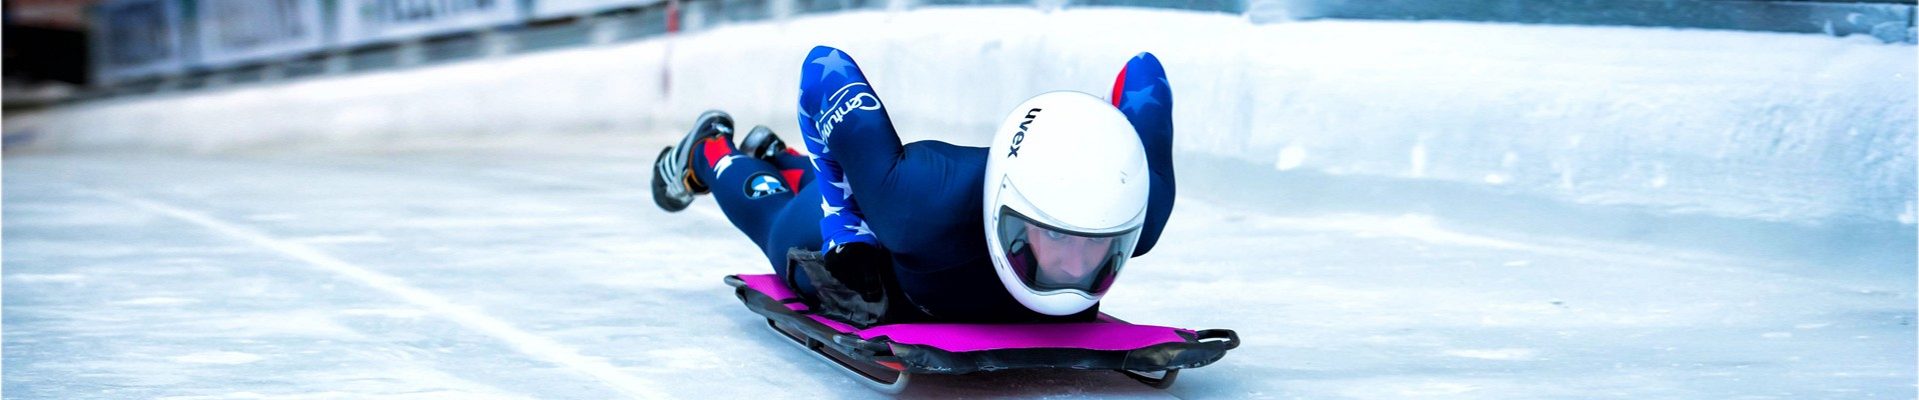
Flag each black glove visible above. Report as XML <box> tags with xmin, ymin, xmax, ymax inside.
<box><xmin>785</xmin><ymin>244</ymin><xmax>893</xmax><ymax>328</ymax></box>
<box><xmin>825</xmin><ymin>242</ymin><xmax>888</xmax><ymax>302</ymax></box>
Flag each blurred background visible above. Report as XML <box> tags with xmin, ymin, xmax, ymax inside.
<box><xmin>3</xmin><ymin>0</ymin><xmax>1915</xmax><ymax>398</ymax></box>
<box><xmin>5</xmin><ymin>0</ymin><xmax>1915</xmax><ymax>229</ymax></box>
<box><xmin>3</xmin><ymin>0</ymin><xmax>1914</xmax><ymax>95</ymax></box>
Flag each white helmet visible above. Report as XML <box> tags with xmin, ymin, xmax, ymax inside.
<box><xmin>983</xmin><ymin>91</ymin><xmax>1151</xmax><ymax>316</ymax></box>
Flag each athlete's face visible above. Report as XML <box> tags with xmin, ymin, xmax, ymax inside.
<box><xmin>1024</xmin><ymin>225</ymin><xmax>1115</xmax><ymax>285</ymax></box>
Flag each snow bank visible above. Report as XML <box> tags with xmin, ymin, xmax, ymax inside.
<box><xmin>8</xmin><ymin>8</ymin><xmax>1913</xmax><ymax>225</ymax></box>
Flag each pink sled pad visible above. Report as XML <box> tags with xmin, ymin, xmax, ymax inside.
<box><xmin>736</xmin><ymin>274</ymin><xmax>1192</xmax><ymax>353</ymax></box>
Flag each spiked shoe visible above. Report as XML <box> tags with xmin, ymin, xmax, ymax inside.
<box><xmin>651</xmin><ymin>110</ymin><xmax>735</xmax><ymax>212</ymax></box>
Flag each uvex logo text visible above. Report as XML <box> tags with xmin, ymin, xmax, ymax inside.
<box><xmin>1006</xmin><ymin>108</ymin><xmax>1041</xmax><ymax>158</ymax></box>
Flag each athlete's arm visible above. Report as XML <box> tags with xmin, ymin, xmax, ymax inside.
<box><xmin>797</xmin><ymin>45</ymin><xmax>902</xmax><ymax>250</ymax></box>
<box><xmin>1109</xmin><ymin>52</ymin><xmax>1176</xmax><ymax>257</ymax></box>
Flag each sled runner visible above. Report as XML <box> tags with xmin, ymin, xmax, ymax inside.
<box><xmin>725</xmin><ymin>274</ymin><xmax>1239</xmax><ymax>393</ymax></box>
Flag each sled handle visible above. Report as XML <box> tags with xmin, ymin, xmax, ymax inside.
<box><xmin>834</xmin><ymin>334</ymin><xmax>893</xmax><ymax>357</ymax></box>
<box><xmin>1193</xmin><ymin>329</ymin><xmax>1240</xmax><ymax>350</ymax></box>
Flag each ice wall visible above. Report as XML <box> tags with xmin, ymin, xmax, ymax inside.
<box><xmin>8</xmin><ymin>8</ymin><xmax>1913</xmax><ymax>226</ymax></box>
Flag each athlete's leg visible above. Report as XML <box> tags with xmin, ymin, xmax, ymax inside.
<box><xmin>741</xmin><ymin>130</ymin><xmax>829</xmax><ymax>296</ymax></box>
<box><xmin>741</xmin><ymin>125</ymin><xmax>817</xmax><ymax>189</ymax></box>
<box><xmin>689</xmin><ymin>137</ymin><xmax>820</xmax><ymax>273</ymax></box>
<box><xmin>768</xmin><ymin>148</ymin><xmax>815</xmax><ymax>189</ymax></box>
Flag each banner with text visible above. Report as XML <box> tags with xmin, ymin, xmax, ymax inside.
<box><xmin>195</xmin><ymin>0</ymin><xmax>327</xmax><ymax>67</ymax></box>
<box><xmin>531</xmin><ymin>0</ymin><xmax>664</xmax><ymax>19</ymax></box>
<box><xmin>335</xmin><ymin>0</ymin><xmax>523</xmax><ymax>46</ymax></box>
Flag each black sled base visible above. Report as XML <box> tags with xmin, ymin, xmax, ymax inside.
<box><xmin>726</xmin><ymin>274</ymin><xmax>1239</xmax><ymax>393</ymax></box>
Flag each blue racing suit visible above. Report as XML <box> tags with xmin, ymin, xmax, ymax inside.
<box><xmin>693</xmin><ymin>46</ymin><xmax>1176</xmax><ymax>322</ymax></box>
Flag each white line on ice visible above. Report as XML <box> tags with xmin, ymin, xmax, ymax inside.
<box><xmin>89</xmin><ymin>189</ymin><xmax>669</xmax><ymax>399</ymax></box>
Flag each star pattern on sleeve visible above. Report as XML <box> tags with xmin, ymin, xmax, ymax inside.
<box><xmin>805</xmin><ymin>134</ymin><xmax>829</xmax><ymax>153</ymax></box>
<box><xmin>846</xmin><ymin>220</ymin><xmax>874</xmax><ymax>237</ymax></box>
<box><xmin>1121</xmin><ymin>84</ymin><xmax>1160</xmax><ymax>113</ymax></box>
<box><xmin>811</xmin><ymin>50</ymin><xmax>855</xmax><ymax>83</ymax></box>
<box><xmin>826</xmin><ymin>178</ymin><xmax>853</xmax><ymax>200</ymax></box>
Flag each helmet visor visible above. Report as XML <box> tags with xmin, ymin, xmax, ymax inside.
<box><xmin>997</xmin><ymin>208</ymin><xmax>1139</xmax><ymax>295</ymax></box>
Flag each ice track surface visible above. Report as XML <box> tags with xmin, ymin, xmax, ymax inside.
<box><xmin>5</xmin><ymin>134</ymin><xmax>1913</xmax><ymax>398</ymax></box>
